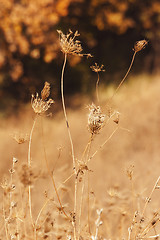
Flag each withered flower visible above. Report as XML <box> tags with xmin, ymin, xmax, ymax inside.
<box><xmin>12</xmin><ymin>133</ymin><xmax>28</xmax><ymax>144</ymax></box>
<box><xmin>31</xmin><ymin>82</ymin><xmax>54</xmax><ymax>114</ymax></box>
<box><xmin>88</xmin><ymin>103</ymin><xmax>106</xmax><ymax>135</ymax></box>
<box><xmin>134</xmin><ymin>40</ymin><xmax>148</xmax><ymax>53</ymax></box>
<box><xmin>90</xmin><ymin>63</ymin><xmax>105</xmax><ymax>73</ymax></box>
<box><xmin>57</xmin><ymin>29</ymin><xmax>92</xmax><ymax>57</ymax></box>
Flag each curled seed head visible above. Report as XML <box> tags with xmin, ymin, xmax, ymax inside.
<box><xmin>41</xmin><ymin>81</ymin><xmax>51</xmax><ymax>100</ymax></box>
<box><xmin>134</xmin><ymin>40</ymin><xmax>148</xmax><ymax>53</ymax></box>
<box><xmin>31</xmin><ymin>82</ymin><xmax>54</xmax><ymax>115</ymax></box>
<box><xmin>88</xmin><ymin>103</ymin><xmax>106</xmax><ymax>135</ymax></box>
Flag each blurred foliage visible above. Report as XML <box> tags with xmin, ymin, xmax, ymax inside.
<box><xmin>0</xmin><ymin>0</ymin><xmax>160</xmax><ymax>109</ymax></box>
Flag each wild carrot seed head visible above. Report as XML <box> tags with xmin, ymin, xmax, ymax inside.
<box><xmin>11</xmin><ymin>133</ymin><xmax>28</xmax><ymax>144</ymax></box>
<box><xmin>88</xmin><ymin>103</ymin><xmax>106</xmax><ymax>135</ymax></box>
<box><xmin>90</xmin><ymin>63</ymin><xmax>105</xmax><ymax>73</ymax></box>
<box><xmin>31</xmin><ymin>82</ymin><xmax>54</xmax><ymax>114</ymax></box>
<box><xmin>57</xmin><ymin>29</ymin><xmax>92</xmax><ymax>57</ymax></box>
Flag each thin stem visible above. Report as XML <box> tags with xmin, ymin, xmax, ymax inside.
<box><xmin>85</xmin><ymin>134</ymin><xmax>93</xmax><ymax>163</ymax></box>
<box><xmin>61</xmin><ymin>53</ymin><xmax>76</xmax><ymax>172</ymax></box>
<box><xmin>87</xmin><ymin>170</ymin><xmax>91</xmax><ymax>235</ymax></box>
<box><xmin>81</xmin><ymin>136</ymin><xmax>92</xmax><ymax>162</ymax></box>
<box><xmin>61</xmin><ymin>53</ymin><xmax>77</xmax><ymax>239</ymax></box>
<box><xmin>140</xmin><ymin>234</ymin><xmax>160</xmax><ymax>239</ymax></box>
<box><xmin>85</xmin><ymin>135</ymin><xmax>93</xmax><ymax>235</ymax></box>
<box><xmin>110</xmin><ymin>51</ymin><xmax>137</xmax><ymax>101</ymax></box>
<box><xmin>141</xmin><ymin>176</ymin><xmax>160</xmax><ymax>219</ymax></box>
<box><xmin>19</xmin><ymin>185</ymin><xmax>27</xmax><ymax>237</ymax></box>
<box><xmin>88</xmin><ymin>126</ymin><xmax>119</xmax><ymax>163</ymax></box>
<box><xmin>134</xmin><ymin>177</ymin><xmax>160</xmax><ymax>238</ymax></box>
<box><xmin>73</xmin><ymin>176</ymin><xmax>78</xmax><ymax>240</ymax></box>
<box><xmin>28</xmin><ymin>116</ymin><xmax>37</xmax><ymax>167</ymax></box>
<box><xmin>131</xmin><ymin>177</ymin><xmax>135</xmax><ymax>215</ymax></box>
<box><xmin>28</xmin><ymin>116</ymin><xmax>37</xmax><ymax>228</ymax></box>
<box><xmin>96</xmin><ymin>72</ymin><xmax>100</xmax><ymax>103</ymax></box>
<box><xmin>34</xmin><ymin>198</ymin><xmax>50</xmax><ymax>240</ymax></box>
<box><xmin>128</xmin><ymin>227</ymin><xmax>132</xmax><ymax>240</ymax></box>
<box><xmin>57</xmin><ymin>172</ymin><xmax>75</xmax><ymax>191</ymax></box>
<box><xmin>40</xmin><ymin>117</ymin><xmax>70</xmax><ymax>220</ymax></box>
<box><xmin>141</xmin><ymin>218</ymin><xmax>160</xmax><ymax>238</ymax></box>
<box><xmin>78</xmin><ymin>135</ymin><xmax>93</xmax><ymax>238</ymax></box>
<box><xmin>2</xmin><ymin>193</ymin><xmax>9</xmax><ymax>240</ymax></box>
<box><xmin>15</xmin><ymin>208</ymin><xmax>20</xmax><ymax>240</ymax></box>
<box><xmin>78</xmin><ymin>172</ymin><xmax>86</xmax><ymax>239</ymax></box>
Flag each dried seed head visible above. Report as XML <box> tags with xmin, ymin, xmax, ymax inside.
<box><xmin>19</xmin><ymin>163</ymin><xmax>39</xmax><ymax>186</ymax></box>
<box><xmin>11</xmin><ymin>133</ymin><xmax>28</xmax><ymax>144</ymax></box>
<box><xmin>41</xmin><ymin>81</ymin><xmax>51</xmax><ymax>100</ymax></box>
<box><xmin>13</xmin><ymin>157</ymin><xmax>18</xmax><ymax>164</ymax></box>
<box><xmin>1</xmin><ymin>177</ymin><xmax>8</xmax><ymax>190</ymax></box>
<box><xmin>31</xmin><ymin>94</ymin><xmax>54</xmax><ymax>114</ymax></box>
<box><xmin>107</xmin><ymin>188</ymin><xmax>119</xmax><ymax>198</ymax></box>
<box><xmin>126</xmin><ymin>165</ymin><xmax>134</xmax><ymax>180</ymax></box>
<box><xmin>113</xmin><ymin>111</ymin><xmax>120</xmax><ymax>124</ymax></box>
<box><xmin>31</xmin><ymin>82</ymin><xmax>54</xmax><ymax>114</ymax></box>
<box><xmin>134</xmin><ymin>40</ymin><xmax>148</xmax><ymax>53</ymax></box>
<box><xmin>88</xmin><ymin>103</ymin><xmax>105</xmax><ymax>135</ymax></box>
<box><xmin>90</xmin><ymin>63</ymin><xmax>105</xmax><ymax>73</ymax></box>
<box><xmin>57</xmin><ymin>29</ymin><xmax>92</xmax><ymax>57</ymax></box>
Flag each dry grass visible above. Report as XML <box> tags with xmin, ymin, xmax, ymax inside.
<box><xmin>0</xmin><ymin>74</ymin><xmax>160</xmax><ymax>239</ymax></box>
<box><xmin>0</xmin><ymin>31</ymin><xmax>159</xmax><ymax>239</ymax></box>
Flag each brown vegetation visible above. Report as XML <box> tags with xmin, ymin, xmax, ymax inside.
<box><xmin>0</xmin><ymin>21</ymin><xmax>160</xmax><ymax>239</ymax></box>
<box><xmin>1</xmin><ymin>72</ymin><xmax>160</xmax><ymax>239</ymax></box>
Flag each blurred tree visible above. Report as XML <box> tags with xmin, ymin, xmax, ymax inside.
<box><xmin>66</xmin><ymin>0</ymin><xmax>160</xmax><ymax>71</ymax></box>
<box><xmin>0</xmin><ymin>0</ymin><xmax>159</xmax><ymax>107</ymax></box>
<box><xmin>0</xmin><ymin>0</ymin><xmax>73</xmax><ymax>80</ymax></box>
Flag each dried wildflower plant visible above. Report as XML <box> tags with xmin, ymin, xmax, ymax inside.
<box><xmin>90</xmin><ymin>63</ymin><xmax>105</xmax><ymax>73</ymax></box>
<box><xmin>88</xmin><ymin>103</ymin><xmax>106</xmax><ymax>135</ymax></box>
<box><xmin>31</xmin><ymin>82</ymin><xmax>54</xmax><ymax>115</ymax></box>
<box><xmin>57</xmin><ymin>29</ymin><xmax>92</xmax><ymax>57</ymax></box>
<box><xmin>90</xmin><ymin>63</ymin><xmax>105</xmax><ymax>103</ymax></box>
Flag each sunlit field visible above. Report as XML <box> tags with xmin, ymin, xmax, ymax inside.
<box><xmin>1</xmin><ymin>73</ymin><xmax>160</xmax><ymax>239</ymax></box>
<box><xmin>0</xmin><ymin>0</ymin><xmax>160</xmax><ymax>239</ymax></box>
